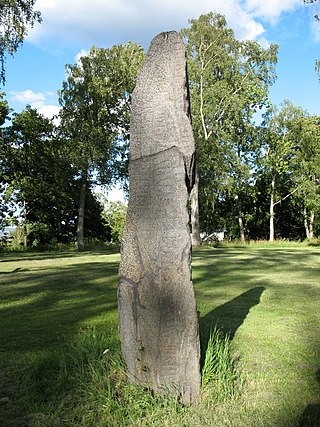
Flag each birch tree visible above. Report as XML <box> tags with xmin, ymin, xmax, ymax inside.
<box><xmin>296</xmin><ymin>116</ymin><xmax>320</xmax><ymax>239</ymax></box>
<box><xmin>182</xmin><ymin>12</ymin><xmax>277</xmax><ymax>244</ymax></box>
<box><xmin>0</xmin><ymin>92</ymin><xmax>11</xmax><ymax>229</ymax></box>
<box><xmin>58</xmin><ymin>43</ymin><xmax>144</xmax><ymax>250</ymax></box>
<box><xmin>260</xmin><ymin>100</ymin><xmax>305</xmax><ymax>241</ymax></box>
<box><xmin>0</xmin><ymin>0</ymin><xmax>41</xmax><ymax>84</ymax></box>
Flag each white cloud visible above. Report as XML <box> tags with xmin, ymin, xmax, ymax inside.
<box><xmin>9</xmin><ymin>90</ymin><xmax>60</xmax><ymax>122</ymax></box>
<box><xmin>94</xmin><ymin>184</ymin><xmax>127</xmax><ymax>204</ymax></box>
<box><xmin>311</xmin><ymin>20</ymin><xmax>320</xmax><ymax>43</ymax></box>
<box><xmin>38</xmin><ymin>104</ymin><xmax>61</xmax><ymax>123</ymax></box>
<box><xmin>11</xmin><ymin>89</ymin><xmax>46</xmax><ymax>105</ymax></box>
<box><xmin>245</xmin><ymin>0</ymin><xmax>302</xmax><ymax>21</ymax></box>
<box><xmin>75</xmin><ymin>49</ymin><xmax>89</xmax><ymax>64</ymax></box>
<box><xmin>29</xmin><ymin>0</ymin><xmax>275</xmax><ymax>49</ymax></box>
<box><xmin>107</xmin><ymin>185</ymin><xmax>126</xmax><ymax>204</ymax></box>
<box><xmin>309</xmin><ymin>3</ymin><xmax>320</xmax><ymax>42</ymax></box>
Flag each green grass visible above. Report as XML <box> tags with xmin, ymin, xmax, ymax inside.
<box><xmin>0</xmin><ymin>245</ymin><xmax>319</xmax><ymax>426</ymax></box>
<box><xmin>201</xmin><ymin>325</ymin><xmax>240</xmax><ymax>402</ymax></box>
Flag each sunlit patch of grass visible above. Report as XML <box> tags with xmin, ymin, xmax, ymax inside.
<box><xmin>215</xmin><ymin>239</ymin><xmax>311</xmax><ymax>249</ymax></box>
<box><xmin>194</xmin><ymin>245</ymin><xmax>320</xmax><ymax>426</ymax></box>
<box><xmin>0</xmin><ymin>245</ymin><xmax>319</xmax><ymax>426</ymax></box>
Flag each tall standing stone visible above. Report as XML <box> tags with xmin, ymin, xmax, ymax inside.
<box><xmin>118</xmin><ymin>31</ymin><xmax>200</xmax><ymax>403</ymax></box>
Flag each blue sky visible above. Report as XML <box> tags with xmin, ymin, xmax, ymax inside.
<box><xmin>2</xmin><ymin>0</ymin><xmax>320</xmax><ymax>118</ymax></box>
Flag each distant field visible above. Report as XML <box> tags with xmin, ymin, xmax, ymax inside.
<box><xmin>0</xmin><ymin>245</ymin><xmax>319</xmax><ymax>426</ymax></box>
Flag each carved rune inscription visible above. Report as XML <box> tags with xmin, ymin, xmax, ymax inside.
<box><xmin>118</xmin><ymin>31</ymin><xmax>201</xmax><ymax>403</ymax></box>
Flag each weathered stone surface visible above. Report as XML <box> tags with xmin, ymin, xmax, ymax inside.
<box><xmin>118</xmin><ymin>31</ymin><xmax>200</xmax><ymax>403</ymax></box>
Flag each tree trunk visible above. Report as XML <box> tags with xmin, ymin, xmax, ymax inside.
<box><xmin>76</xmin><ymin>178</ymin><xmax>86</xmax><ymax>251</ymax></box>
<box><xmin>23</xmin><ymin>200</ymin><xmax>27</xmax><ymax>248</ymax></box>
<box><xmin>304</xmin><ymin>207</ymin><xmax>315</xmax><ymax>240</ymax></box>
<box><xmin>309</xmin><ymin>210</ymin><xmax>315</xmax><ymax>239</ymax></box>
<box><xmin>269</xmin><ymin>175</ymin><xmax>275</xmax><ymax>242</ymax></box>
<box><xmin>304</xmin><ymin>207</ymin><xmax>310</xmax><ymax>239</ymax></box>
<box><xmin>238</xmin><ymin>199</ymin><xmax>245</xmax><ymax>243</ymax></box>
<box><xmin>191</xmin><ymin>172</ymin><xmax>201</xmax><ymax>246</ymax></box>
<box><xmin>310</xmin><ymin>175</ymin><xmax>316</xmax><ymax>239</ymax></box>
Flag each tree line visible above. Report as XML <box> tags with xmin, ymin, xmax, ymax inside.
<box><xmin>0</xmin><ymin>12</ymin><xmax>319</xmax><ymax>249</ymax></box>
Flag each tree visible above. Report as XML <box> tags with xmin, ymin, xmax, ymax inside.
<box><xmin>295</xmin><ymin>116</ymin><xmax>320</xmax><ymax>239</ymax></box>
<box><xmin>0</xmin><ymin>0</ymin><xmax>42</xmax><ymax>84</ymax></box>
<box><xmin>58</xmin><ymin>43</ymin><xmax>144</xmax><ymax>250</ymax></box>
<box><xmin>0</xmin><ymin>92</ymin><xmax>11</xmax><ymax>230</ymax></box>
<box><xmin>182</xmin><ymin>12</ymin><xmax>278</xmax><ymax>244</ymax></box>
<box><xmin>103</xmin><ymin>200</ymin><xmax>127</xmax><ymax>244</ymax></box>
<box><xmin>0</xmin><ymin>92</ymin><xmax>10</xmax><ymax>124</ymax></box>
<box><xmin>223</xmin><ymin>110</ymin><xmax>260</xmax><ymax>242</ymax></box>
<box><xmin>259</xmin><ymin>100</ymin><xmax>306</xmax><ymax>241</ymax></box>
<box><xmin>2</xmin><ymin>106</ymin><xmax>56</xmax><ymax>246</ymax></box>
<box><xmin>2</xmin><ymin>105</ymin><xmax>109</xmax><ymax>248</ymax></box>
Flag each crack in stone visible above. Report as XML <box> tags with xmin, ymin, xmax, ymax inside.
<box><xmin>130</xmin><ymin>144</ymin><xmax>185</xmax><ymax>162</ymax></box>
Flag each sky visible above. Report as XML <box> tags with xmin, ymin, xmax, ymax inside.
<box><xmin>3</xmin><ymin>0</ymin><xmax>320</xmax><ymax>117</ymax></box>
<box><xmin>2</xmin><ymin>0</ymin><xmax>320</xmax><ymax>200</ymax></box>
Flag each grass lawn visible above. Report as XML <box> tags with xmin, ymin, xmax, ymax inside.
<box><xmin>0</xmin><ymin>245</ymin><xmax>319</xmax><ymax>426</ymax></box>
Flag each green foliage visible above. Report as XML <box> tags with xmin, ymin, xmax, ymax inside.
<box><xmin>1</xmin><ymin>12</ymin><xmax>317</xmax><ymax>246</ymax></box>
<box><xmin>0</xmin><ymin>0</ymin><xmax>42</xmax><ymax>84</ymax></box>
<box><xmin>58</xmin><ymin>43</ymin><xmax>144</xmax><ymax>249</ymax></box>
<box><xmin>181</xmin><ymin>13</ymin><xmax>319</xmax><ymax>242</ymax></box>
<box><xmin>308</xmin><ymin>237</ymin><xmax>320</xmax><ymax>246</ymax></box>
<box><xmin>28</xmin><ymin>222</ymin><xmax>54</xmax><ymax>248</ymax></box>
<box><xmin>0</xmin><ymin>12</ymin><xmax>318</xmax><ymax>247</ymax></box>
<box><xmin>0</xmin><ymin>93</ymin><xmax>13</xmax><ymax>229</ymax></box>
<box><xmin>103</xmin><ymin>200</ymin><xmax>127</xmax><ymax>243</ymax></box>
<box><xmin>2</xmin><ymin>106</ymin><xmax>70</xmax><ymax>246</ymax></box>
<box><xmin>1</xmin><ymin>106</ymin><xmax>109</xmax><ymax>248</ymax></box>
<box><xmin>259</xmin><ymin>100</ymin><xmax>313</xmax><ymax>240</ymax></box>
<box><xmin>58</xmin><ymin>43</ymin><xmax>145</xmax><ymax>186</ymax></box>
<box><xmin>8</xmin><ymin>224</ymin><xmax>24</xmax><ymax>247</ymax></box>
<box><xmin>260</xmin><ymin>100</ymin><xmax>306</xmax><ymax>178</ymax></box>
<box><xmin>205</xmin><ymin>99</ymin><xmax>320</xmax><ymax>242</ymax></box>
<box><xmin>182</xmin><ymin>12</ymin><xmax>278</xmax><ymax>241</ymax></box>
<box><xmin>295</xmin><ymin>116</ymin><xmax>320</xmax><ymax>237</ymax></box>
<box><xmin>0</xmin><ymin>91</ymin><xmax>10</xmax><ymax>124</ymax></box>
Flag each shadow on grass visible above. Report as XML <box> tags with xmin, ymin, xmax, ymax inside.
<box><xmin>0</xmin><ymin>251</ymin><xmax>120</xmax><ymax>424</ymax></box>
<box><xmin>0</xmin><ymin>247</ymin><xmax>119</xmax><ymax>263</ymax></box>
<box><xmin>0</xmin><ymin>257</ymin><xmax>120</xmax><ymax>353</ymax></box>
<box><xmin>199</xmin><ymin>286</ymin><xmax>265</xmax><ymax>367</ymax></box>
<box><xmin>0</xmin><ymin>267</ymin><xmax>23</xmax><ymax>274</ymax></box>
<box><xmin>299</xmin><ymin>369</ymin><xmax>320</xmax><ymax>427</ymax></box>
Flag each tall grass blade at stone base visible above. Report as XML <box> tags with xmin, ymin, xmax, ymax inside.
<box><xmin>22</xmin><ymin>327</ymin><xmax>187</xmax><ymax>426</ymax></box>
<box><xmin>201</xmin><ymin>326</ymin><xmax>240</xmax><ymax>402</ymax></box>
<box><xmin>57</xmin><ymin>326</ymin><xmax>110</xmax><ymax>386</ymax></box>
<box><xmin>20</xmin><ymin>327</ymin><xmax>127</xmax><ymax>425</ymax></box>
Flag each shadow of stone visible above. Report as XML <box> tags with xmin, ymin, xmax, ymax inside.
<box><xmin>299</xmin><ymin>369</ymin><xmax>320</xmax><ymax>427</ymax></box>
<box><xmin>0</xmin><ymin>254</ymin><xmax>120</xmax><ymax>426</ymax></box>
<box><xmin>199</xmin><ymin>286</ymin><xmax>265</xmax><ymax>367</ymax></box>
<box><xmin>0</xmin><ymin>267</ymin><xmax>23</xmax><ymax>274</ymax></box>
